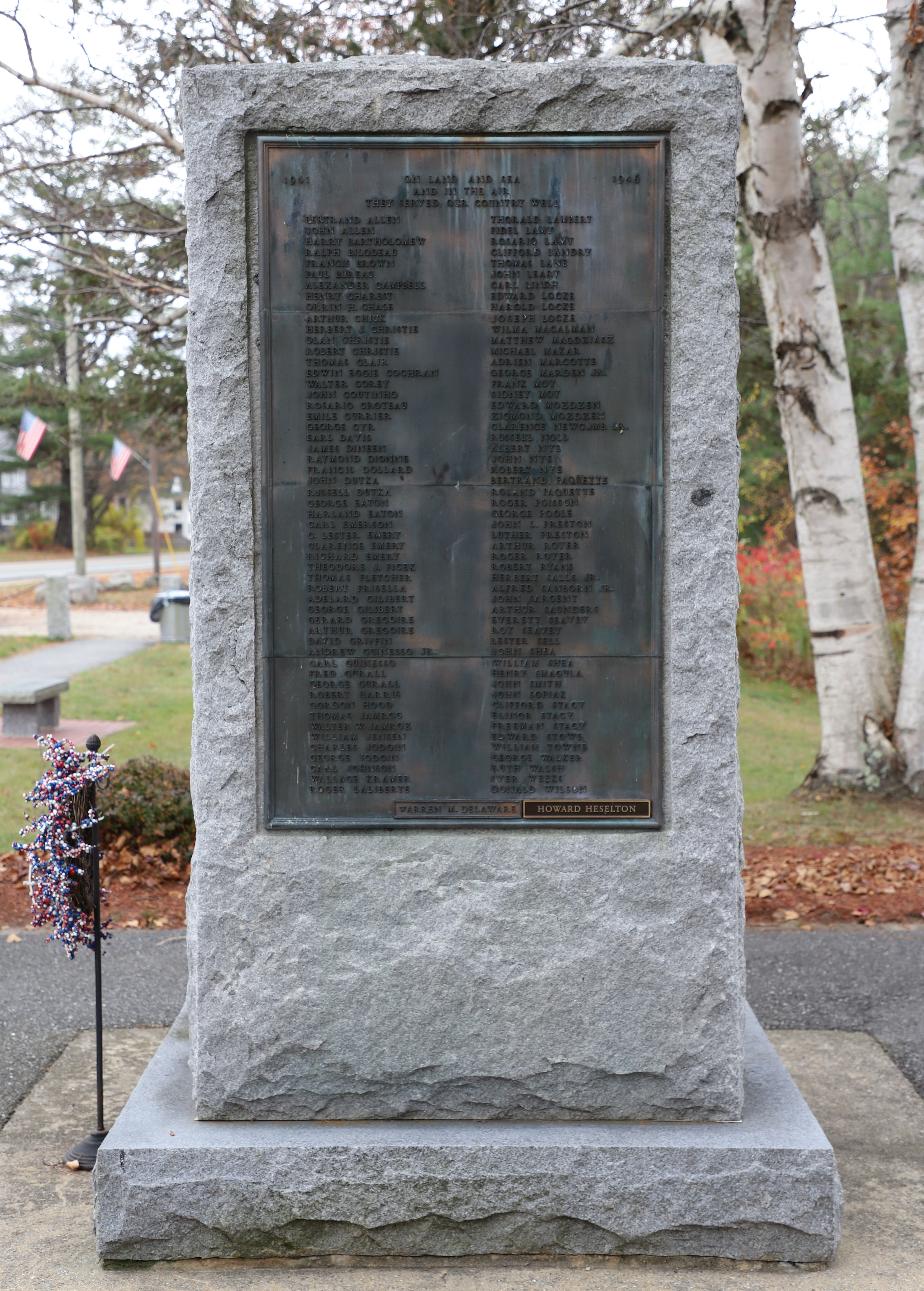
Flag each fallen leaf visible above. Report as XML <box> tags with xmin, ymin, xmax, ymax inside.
<box><xmin>5</xmin><ymin>932</ymin><xmax>21</xmax><ymax>943</ymax></box>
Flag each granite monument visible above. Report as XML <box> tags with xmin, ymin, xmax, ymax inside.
<box><xmin>95</xmin><ymin>57</ymin><xmax>842</xmax><ymax>1263</ymax></box>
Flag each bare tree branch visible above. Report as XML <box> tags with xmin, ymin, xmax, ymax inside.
<box><xmin>0</xmin><ymin>12</ymin><xmax>184</xmax><ymax>155</ymax></box>
<box><xmin>0</xmin><ymin>144</ymin><xmax>152</xmax><ymax>181</ymax></box>
<box><xmin>201</xmin><ymin>0</ymin><xmax>256</xmax><ymax>62</ymax></box>
<box><xmin>610</xmin><ymin>1</ymin><xmax>707</xmax><ymax>55</ymax></box>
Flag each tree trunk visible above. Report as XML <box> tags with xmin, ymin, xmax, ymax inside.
<box><xmin>699</xmin><ymin>0</ymin><xmax>899</xmax><ymax>789</ymax></box>
<box><xmin>887</xmin><ymin>0</ymin><xmax>924</xmax><ymax>794</ymax></box>
<box><xmin>54</xmin><ymin>457</ymin><xmax>72</xmax><ymax>549</ymax></box>
<box><xmin>149</xmin><ymin>445</ymin><xmax>161</xmax><ymax>580</ymax></box>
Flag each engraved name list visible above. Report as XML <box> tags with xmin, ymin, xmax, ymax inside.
<box><xmin>261</xmin><ymin>136</ymin><xmax>664</xmax><ymax>827</ymax></box>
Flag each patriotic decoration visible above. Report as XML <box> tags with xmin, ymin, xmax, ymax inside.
<box><xmin>14</xmin><ymin>736</ymin><xmax>114</xmax><ymax>958</ymax></box>
<box><xmin>16</xmin><ymin>409</ymin><xmax>47</xmax><ymax>461</ymax></box>
<box><xmin>109</xmin><ymin>436</ymin><xmax>133</xmax><ymax>481</ymax></box>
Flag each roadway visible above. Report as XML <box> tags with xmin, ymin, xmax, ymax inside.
<box><xmin>0</xmin><ymin>553</ymin><xmax>188</xmax><ymax>584</ymax></box>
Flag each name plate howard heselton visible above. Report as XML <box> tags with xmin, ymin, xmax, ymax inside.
<box><xmin>260</xmin><ymin>136</ymin><xmax>663</xmax><ymax>828</ymax></box>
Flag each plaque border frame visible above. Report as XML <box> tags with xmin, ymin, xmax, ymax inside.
<box><xmin>258</xmin><ymin>133</ymin><xmax>665</xmax><ymax>830</ymax></box>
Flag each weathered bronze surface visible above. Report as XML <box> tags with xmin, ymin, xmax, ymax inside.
<box><xmin>260</xmin><ymin>136</ymin><xmax>664</xmax><ymax>827</ymax></box>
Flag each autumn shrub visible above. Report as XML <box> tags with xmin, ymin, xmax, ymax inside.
<box><xmin>100</xmin><ymin>757</ymin><xmax>194</xmax><ymax>856</ymax></box>
<box><xmin>12</xmin><ymin>519</ymin><xmax>56</xmax><ymax>551</ymax></box>
<box><xmin>862</xmin><ymin>417</ymin><xmax>917</xmax><ymax>617</ymax></box>
<box><xmin>91</xmin><ymin>503</ymin><xmax>145</xmax><ymax>554</ymax></box>
<box><xmin>737</xmin><ymin>541</ymin><xmax>813</xmax><ymax>686</ymax></box>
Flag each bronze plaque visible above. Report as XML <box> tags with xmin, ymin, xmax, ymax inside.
<box><xmin>260</xmin><ymin>136</ymin><xmax>664</xmax><ymax>828</ymax></box>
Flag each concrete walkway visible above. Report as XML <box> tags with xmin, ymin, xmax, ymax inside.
<box><xmin>0</xmin><ymin>607</ymin><xmax>158</xmax><ymax>641</ymax></box>
<box><xmin>0</xmin><ymin>637</ymin><xmax>150</xmax><ymax>691</ymax></box>
<box><xmin>1</xmin><ymin>930</ymin><xmax>922</xmax><ymax>1286</ymax></box>
<box><xmin>0</xmin><ymin>1024</ymin><xmax>921</xmax><ymax>1289</ymax></box>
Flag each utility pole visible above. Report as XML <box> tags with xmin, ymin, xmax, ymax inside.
<box><xmin>63</xmin><ymin>285</ymin><xmax>87</xmax><ymax>576</ymax></box>
<box><xmin>149</xmin><ymin>444</ymin><xmax>161</xmax><ymax>579</ymax></box>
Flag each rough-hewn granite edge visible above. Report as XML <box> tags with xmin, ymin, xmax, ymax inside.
<box><xmin>181</xmin><ymin>58</ymin><xmax>744</xmax><ymax>1121</ymax></box>
<box><xmin>94</xmin><ymin>1007</ymin><xmax>842</xmax><ymax>1263</ymax></box>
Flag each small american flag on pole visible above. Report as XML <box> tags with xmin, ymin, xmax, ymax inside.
<box><xmin>109</xmin><ymin>437</ymin><xmax>133</xmax><ymax>482</ymax></box>
<box><xmin>16</xmin><ymin>409</ymin><xmax>47</xmax><ymax>461</ymax></box>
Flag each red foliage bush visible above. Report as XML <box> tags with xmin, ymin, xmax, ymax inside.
<box><xmin>737</xmin><ymin>539</ymin><xmax>813</xmax><ymax>686</ymax></box>
<box><xmin>862</xmin><ymin>417</ymin><xmax>917</xmax><ymax>617</ymax></box>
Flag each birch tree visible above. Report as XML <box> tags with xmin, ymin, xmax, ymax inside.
<box><xmin>622</xmin><ymin>0</ymin><xmax>900</xmax><ymax>787</ymax></box>
<box><xmin>887</xmin><ymin>0</ymin><xmax>924</xmax><ymax>794</ymax></box>
<box><xmin>704</xmin><ymin>1</ymin><xmax>901</xmax><ymax>788</ymax></box>
<box><xmin>2</xmin><ymin>0</ymin><xmax>910</xmax><ymax>788</ymax></box>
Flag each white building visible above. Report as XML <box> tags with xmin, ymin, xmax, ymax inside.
<box><xmin>113</xmin><ymin>477</ymin><xmax>191</xmax><ymax>544</ymax></box>
<box><xmin>0</xmin><ymin>429</ymin><xmax>35</xmax><ymax>532</ymax></box>
<box><xmin>160</xmin><ymin>476</ymin><xmax>191</xmax><ymax>542</ymax></box>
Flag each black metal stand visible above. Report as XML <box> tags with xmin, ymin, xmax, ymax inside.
<box><xmin>65</xmin><ymin>734</ymin><xmax>107</xmax><ymax>1170</ymax></box>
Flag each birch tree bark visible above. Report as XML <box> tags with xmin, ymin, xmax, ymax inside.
<box><xmin>887</xmin><ymin>0</ymin><xmax>924</xmax><ymax>794</ymax></box>
<box><xmin>697</xmin><ymin>0</ymin><xmax>899</xmax><ymax>788</ymax></box>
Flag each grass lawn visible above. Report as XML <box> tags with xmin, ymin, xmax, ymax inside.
<box><xmin>1</xmin><ymin>650</ymin><xmax>920</xmax><ymax>853</ymax></box>
<box><xmin>0</xmin><ymin>644</ymin><xmax>191</xmax><ymax>849</ymax></box>
<box><xmin>739</xmin><ymin>672</ymin><xmax>820</xmax><ymax>803</ymax></box>
<box><xmin>739</xmin><ymin>671</ymin><xmax>924</xmax><ymax>846</ymax></box>
<box><xmin>0</xmin><ymin>636</ymin><xmax>46</xmax><ymax>660</ymax></box>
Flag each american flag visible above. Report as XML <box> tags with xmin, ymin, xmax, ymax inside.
<box><xmin>16</xmin><ymin>409</ymin><xmax>47</xmax><ymax>461</ymax></box>
<box><xmin>109</xmin><ymin>437</ymin><xmax>133</xmax><ymax>481</ymax></box>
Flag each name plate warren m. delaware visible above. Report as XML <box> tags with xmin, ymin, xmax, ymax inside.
<box><xmin>260</xmin><ymin>136</ymin><xmax>664</xmax><ymax>828</ymax></box>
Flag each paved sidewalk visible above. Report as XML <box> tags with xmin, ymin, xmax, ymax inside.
<box><xmin>746</xmin><ymin>925</ymin><xmax>924</xmax><ymax>1095</ymax></box>
<box><xmin>1</xmin><ymin>1025</ymin><xmax>921</xmax><ymax>1289</ymax></box>
<box><xmin>0</xmin><ymin>637</ymin><xmax>151</xmax><ymax>691</ymax></box>
<box><xmin>0</xmin><ymin>931</ymin><xmax>186</xmax><ymax>1124</ymax></box>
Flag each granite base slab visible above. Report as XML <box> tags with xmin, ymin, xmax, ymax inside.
<box><xmin>94</xmin><ymin>1007</ymin><xmax>842</xmax><ymax>1264</ymax></box>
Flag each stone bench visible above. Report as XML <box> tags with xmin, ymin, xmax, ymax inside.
<box><xmin>0</xmin><ymin>679</ymin><xmax>69</xmax><ymax>737</ymax></box>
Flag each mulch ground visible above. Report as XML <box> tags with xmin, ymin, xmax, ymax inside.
<box><xmin>2</xmin><ymin>839</ymin><xmax>924</xmax><ymax>933</ymax></box>
<box><xmin>744</xmin><ymin>841</ymin><xmax>924</xmax><ymax>927</ymax></box>
<box><xmin>0</xmin><ymin>838</ymin><xmax>188</xmax><ymax>932</ymax></box>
